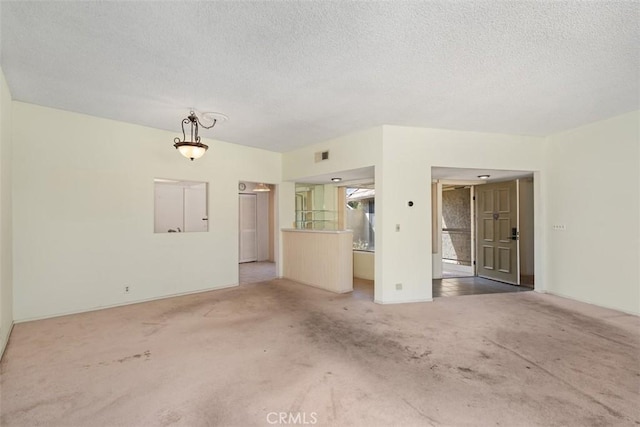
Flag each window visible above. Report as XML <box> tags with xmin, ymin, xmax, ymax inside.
<box><xmin>154</xmin><ymin>179</ymin><xmax>208</xmax><ymax>233</ymax></box>
<box><xmin>346</xmin><ymin>187</ymin><xmax>375</xmax><ymax>251</ymax></box>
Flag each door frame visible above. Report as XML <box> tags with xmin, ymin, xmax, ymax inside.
<box><xmin>431</xmin><ymin>169</ymin><xmax>541</xmax><ymax>293</ymax></box>
<box><xmin>238</xmin><ymin>182</ymin><xmax>278</xmax><ymax>265</ymax></box>
<box><xmin>435</xmin><ymin>180</ymin><xmax>479</xmax><ymax>278</ymax></box>
<box><xmin>238</xmin><ymin>192</ymin><xmax>258</xmax><ymax>263</ymax></box>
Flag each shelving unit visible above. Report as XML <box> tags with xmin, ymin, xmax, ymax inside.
<box><xmin>295</xmin><ymin>209</ymin><xmax>338</xmax><ymax>230</ymax></box>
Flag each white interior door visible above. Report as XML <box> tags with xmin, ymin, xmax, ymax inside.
<box><xmin>239</xmin><ymin>194</ymin><xmax>258</xmax><ymax>263</ymax></box>
<box><xmin>184</xmin><ymin>183</ymin><xmax>208</xmax><ymax>232</ymax></box>
<box><xmin>154</xmin><ymin>185</ymin><xmax>183</xmax><ymax>233</ymax></box>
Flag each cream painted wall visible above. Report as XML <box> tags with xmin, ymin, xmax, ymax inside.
<box><xmin>7</xmin><ymin>97</ymin><xmax>636</xmax><ymax>324</ymax></box>
<box><xmin>277</xmin><ymin>181</ymin><xmax>295</xmax><ymax>276</ymax></box>
<box><xmin>353</xmin><ymin>251</ymin><xmax>374</xmax><ymax>280</ymax></box>
<box><xmin>12</xmin><ymin>102</ymin><xmax>282</xmax><ymax>321</ymax></box>
<box><xmin>545</xmin><ymin>111</ymin><xmax>640</xmax><ymax>315</ymax></box>
<box><xmin>282</xmin><ymin>127</ymin><xmax>383</xmax><ymax>182</ymax></box>
<box><xmin>377</xmin><ymin>126</ymin><xmax>546</xmax><ymax>303</ymax></box>
<box><xmin>0</xmin><ymin>68</ymin><xmax>13</xmax><ymax>357</ymax></box>
<box><xmin>432</xmin><ymin>182</ymin><xmax>443</xmax><ymax>280</ymax></box>
<box><xmin>283</xmin><ymin>125</ymin><xmax>545</xmax><ymax>303</ymax></box>
<box><xmin>519</xmin><ymin>178</ymin><xmax>535</xmax><ymax>277</ymax></box>
<box><xmin>281</xmin><ymin>127</ymin><xmax>382</xmax><ymax>283</ymax></box>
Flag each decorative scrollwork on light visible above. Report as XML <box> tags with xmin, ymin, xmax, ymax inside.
<box><xmin>173</xmin><ymin>110</ymin><xmax>221</xmax><ymax>161</ymax></box>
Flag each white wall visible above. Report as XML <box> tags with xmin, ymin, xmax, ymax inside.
<box><xmin>0</xmin><ymin>68</ymin><xmax>13</xmax><ymax>357</ymax></box>
<box><xmin>519</xmin><ymin>178</ymin><xmax>535</xmax><ymax>277</ymax></box>
<box><xmin>282</xmin><ymin>127</ymin><xmax>383</xmax><ymax>182</ymax></box>
<box><xmin>283</xmin><ymin>125</ymin><xmax>545</xmax><ymax>303</ymax></box>
<box><xmin>353</xmin><ymin>251</ymin><xmax>375</xmax><ymax>280</ymax></box>
<box><xmin>545</xmin><ymin>111</ymin><xmax>639</xmax><ymax>315</ymax></box>
<box><xmin>12</xmin><ymin>102</ymin><xmax>282</xmax><ymax>321</ymax></box>
<box><xmin>8</xmin><ymin>99</ymin><xmax>637</xmax><ymax>323</ymax></box>
<box><xmin>377</xmin><ymin>127</ymin><xmax>546</xmax><ymax>303</ymax></box>
<box><xmin>431</xmin><ymin>182</ymin><xmax>443</xmax><ymax>279</ymax></box>
<box><xmin>282</xmin><ymin>127</ymin><xmax>382</xmax><ymax>281</ymax></box>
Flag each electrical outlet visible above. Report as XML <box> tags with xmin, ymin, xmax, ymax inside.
<box><xmin>395</xmin><ymin>283</ymin><xmax>402</xmax><ymax>290</ymax></box>
<box><xmin>124</xmin><ymin>285</ymin><xmax>131</xmax><ymax>294</ymax></box>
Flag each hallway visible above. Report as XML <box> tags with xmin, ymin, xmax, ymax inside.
<box><xmin>239</xmin><ymin>261</ymin><xmax>276</xmax><ymax>285</ymax></box>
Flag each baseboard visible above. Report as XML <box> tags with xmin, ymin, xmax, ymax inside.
<box><xmin>374</xmin><ymin>298</ymin><xmax>433</xmax><ymax>305</ymax></box>
<box><xmin>0</xmin><ymin>321</ymin><xmax>15</xmax><ymax>362</ymax></box>
<box><xmin>542</xmin><ymin>290</ymin><xmax>639</xmax><ymax>316</ymax></box>
<box><xmin>14</xmin><ymin>283</ymin><xmax>240</xmax><ymax>324</ymax></box>
<box><xmin>286</xmin><ymin>278</ymin><xmax>353</xmax><ymax>294</ymax></box>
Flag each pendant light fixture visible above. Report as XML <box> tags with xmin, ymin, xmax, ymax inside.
<box><xmin>253</xmin><ymin>183</ymin><xmax>271</xmax><ymax>192</ymax></box>
<box><xmin>173</xmin><ymin>110</ymin><xmax>227</xmax><ymax>161</ymax></box>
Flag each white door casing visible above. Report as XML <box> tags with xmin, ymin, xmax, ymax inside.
<box><xmin>239</xmin><ymin>193</ymin><xmax>258</xmax><ymax>263</ymax></box>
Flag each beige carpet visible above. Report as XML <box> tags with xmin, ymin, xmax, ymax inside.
<box><xmin>1</xmin><ymin>279</ymin><xmax>638</xmax><ymax>426</ymax></box>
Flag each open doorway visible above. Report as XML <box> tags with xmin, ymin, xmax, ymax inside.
<box><xmin>286</xmin><ymin>166</ymin><xmax>376</xmax><ymax>301</ymax></box>
<box><xmin>432</xmin><ymin>167</ymin><xmax>535</xmax><ymax>297</ymax></box>
<box><xmin>238</xmin><ymin>182</ymin><xmax>276</xmax><ymax>284</ymax></box>
<box><xmin>441</xmin><ymin>185</ymin><xmax>474</xmax><ymax>278</ymax></box>
<box><xmin>346</xmin><ymin>185</ymin><xmax>375</xmax><ymax>301</ymax></box>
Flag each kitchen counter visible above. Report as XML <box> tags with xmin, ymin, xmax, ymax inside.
<box><xmin>282</xmin><ymin>229</ymin><xmax>353</xmax><ymax>293</ymax></box>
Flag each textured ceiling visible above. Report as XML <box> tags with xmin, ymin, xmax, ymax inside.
<box><xmin>431</xmin><ymin>167</ymin><xmax>533</xmax><ymax>183</ymax></box>
<box><xmin>1</xmin><ymin>1</ymin><xmax>638</xmax><ymax>152</ymax></box>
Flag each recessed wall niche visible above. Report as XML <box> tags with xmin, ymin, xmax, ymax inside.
<box><xmin>154</xmin><ymin>179</ymin><xmax>208</xmax><ymax>233</ymax></box>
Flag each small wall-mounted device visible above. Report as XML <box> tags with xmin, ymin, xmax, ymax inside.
<box><xmin>408</xmin><ymin>201</ymin><xmax>414</xmax><ymax>207</ymax></box>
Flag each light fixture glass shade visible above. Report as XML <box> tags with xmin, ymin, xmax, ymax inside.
<box><xmin>176</xmin><ymin>143</ymin><xmax>208</xmax><ymax>161</ymax></box>
<box><xmin>253</xmin><ymin>183</ymin><xmax>271</xmax><ymax>192</ymax></box>
<box><xmin>173</xmin><ymin>111</ymin><xmax>220</xmax><ymax>161</ymax></box>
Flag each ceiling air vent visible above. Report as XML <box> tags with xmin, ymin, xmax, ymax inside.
<box><xmin>314</xmin><ymin>150</ymin><xmax>330</xmax><ymax>162</ymax></box>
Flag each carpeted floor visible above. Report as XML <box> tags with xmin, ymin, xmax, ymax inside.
<box><xmin>1</xmin><ymin>279</ymin><xmax>638</xmax><ymax>426</ymax></box>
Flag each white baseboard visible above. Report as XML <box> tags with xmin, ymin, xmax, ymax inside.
<box><xmin>0</xmin><ymin>321</ymin><xmax>15</xmax><ymax>362</ymax></box>
<box><xmin>374</xmin><ymin>298</ymin><xmax>433</xmax><ymax>305</ymax></box>
<box><xmin>14</xmin><ymin>283</ymin><xmax>240</xmax><ymax>324</ymax></box>
<box><xmin>542</xmin><ymin>290</ymin><xmax>639</xmax><ymax>316</ymax></box>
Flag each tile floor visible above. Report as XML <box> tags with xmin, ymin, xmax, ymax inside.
<box><xmin>433</xmin><ymin>276</ymin><xmax>532</xmax><ymax>297</ymax></box>
<box><xmin>238</xmin><ymin>261</ymin><xmax>277</xmax><ymax>285</ymax></box>
<box><xmin>240</xmin><ymin>262</ymin><xmax>529</xmax><ymax>299</ymax></box>
<box><xmin>350</xmin><ymin>277</ymin><xmax>528</xmax><ymax>300</ymax></box>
